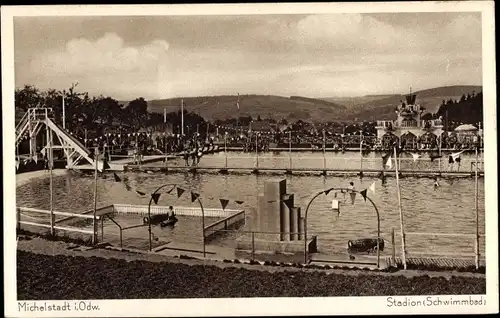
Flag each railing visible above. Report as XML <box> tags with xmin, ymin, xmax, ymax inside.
<box><xmin>390</xmin><ymin>229</ymin><xmax>485</xmax><ymax>265</ymax></box>
<box><xmin>112</xmin><ymin>203</ymin><xmax>241</xmax><ymax>218</ymax></box>
<box><xmin>17</xmin><ymin>206</ymin><xmax>101</xmax><ymax>235</ymax></box>
<box><xmin>376</xmin><ymin>121</ymin><xmax>394</xmax><ymax>128</ymax></box>
<box><xmin>204</xmin><ymin>210</ymin><xmax>246</xmax><ymax>240</ymax></box>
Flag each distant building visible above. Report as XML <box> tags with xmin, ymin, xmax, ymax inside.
<box><xmin>375</xmin><ymin>92</ymin><xmax>444</xmax><ymax>148</ymax></box>
<box><xmin>249</xmin><ymin>120</ymin><xmax>276</xmax><ymax>133</ymax></box>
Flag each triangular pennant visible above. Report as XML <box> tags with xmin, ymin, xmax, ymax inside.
<box><xmin>191</xmin><ymin>192</ymin><xmax>200</xmax><ymax>202</ymax></box>
<box><xmin>451</xmin><ymin>151</ymin><xmax>463</xmax><ymax>163</ymax></box>
<box><xmin>410</xmin><ymin>152</ymin><xmax>421</xmax><ymax>162</ymax></box>
<box><xmin>124</xmin><ymin>183</ymin><xmax>132</xmax><ymax>191</ymax></box>
<box><xmin>33</xmin><ymin>154</ymin><xmax>38</xmax><ymax>164</ymax></box>
<box><xmin>360</xmin><ymin>189</ymin><xmax>368</xmax><ymax>202</ymax></box>
<box><xmin>176</xmin><ymin>187</ymin><xmax>185</xmax><ymax>198</ymax></box>
<box><xmin>368</xmin><ymin>182</ymin><xmax>376</xmax><ymax>194</ymax></box>
<box><xmin>136</xmin><ymin>190</ymin><xmax>146</xmax><ymax>197</ymax></box>
<box><xmin>102</xmin><ymin>160</ymin><xmax>111</xmax><ymax>170</ymax></box>
<box><xmin>382</xmin><ymin>153</ymin><xmax>392</xmax><ymax>169</ymax></box>
<box><xmin>324</xmin><ymin>189</ymin><xmax>332</xmax><ymax>196</ymax></box>
<box><xmin>430</xmin><ymin>153</ymin><xmax>442</xmax><ymax>162</ymax></box>
<box><xmin>151</xmin><ymin>193</ymin><xmax>161</xmax><ymax>205</ymax></box>
<box><xmin>235</xmin><ymin>200</ymin><xmax>244</xmax><ymax>205</ymax></box>
<box><xmin>16</xmin><ymin>160</ymin><xmax>20</xmax><ymax>169</ymax></box>
<box><xmin>166</xmin><ymin>186</ymin><xmax>175</xmax><ymax>194</ymax></box>
<box><xmin>331</xmin><ymin>199</ymin><xmax>340</xmax><ymax>211</ymax></box>
<box><xmin>384</xmin><ymin>155</ymin><xmax>392</xmax><ymax>169</ymax></box>
<box><xmin>219</xmin><ymin>199</ymin><xmax>229</xmax><ymax>210</ymax></box>
<box><xmin>40</xmin><ymin>148</ymin><xmax>46</xmax><ymax>157</ymax></box>
<box><xmin>349</xmin><ymin>192</ymin><xmax>356</xmax><ymax>205</ymax></box>
<box><xmin>113</xmin><ymin>173</ymin><xmax>121</xmax><ymax>182</ymax></box>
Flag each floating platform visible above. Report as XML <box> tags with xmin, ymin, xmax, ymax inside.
<box><xmin>123</xmin><ymin>165</ymin><xmax>484</xmax><ymax>178</ymax></box>
<box><xmin>73</xmin><ymin>155</ymin><xmax>170</xmax><ymax>171</ymax></box>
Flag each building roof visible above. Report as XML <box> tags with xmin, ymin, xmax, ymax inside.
<box><xmin>454</xmin><ymin>124</ymin><xmax>478</xmax><ymax>132</ymax></box>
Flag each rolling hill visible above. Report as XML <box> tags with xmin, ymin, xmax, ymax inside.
<box><xmin>144</xmin><ymin>85</ymin><xmax>482</xmax><ymax>123</ymax></box>
<box><xmin>148</xmin><ymin>95</ymin><xmax>347</xmax><ymax>123</ymax></box>
<box><xmin>337</xmin><ymin>85</ymin><xmax>482</xmax><ymax>121</ymax></box>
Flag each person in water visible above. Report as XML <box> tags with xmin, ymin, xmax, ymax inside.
<box><xmin>168</xmin><ymin>206</ymin><xmax>175</xmax><ymax>217</ymax></box>
<box><xmin>348</xmin><ymin>182</ymin><xmax>355</xmax><ymax>192</ymax></box>
<box><xmin>434</xmin><ymin>177</ymin><xmax>440</xmax><ymax>190</ymax></box>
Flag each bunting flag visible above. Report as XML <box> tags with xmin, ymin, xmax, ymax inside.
<box><xmin>166</xmin><ymin>186</ymin><xmax>175</xmax><ymax>194</ymax></box>
<box><xmin>360</xmin><ymin>189</ymin><xmax>368</xmax><ymax>202</ymax></box>
<box><xmin>219</xmin><ymin>199</ymin><xmax>229</xmax><ymax>210</ymax></box>
<box><xmin>235</xmin><ymin>200</ymin><xmax>244</xmax><ymax>205</ymax></box>
<box><xmin>124</xmin><ymin>183</ymin><xmax>132</xmax><ymax>191</ymax></box>
<box><xmin>33</xmin><ymin>154</ymin><xmax>38</xmax><ymax>164</ymax></box>
<box><xmin>176</xmin><ymin>187</ymin><xmax>185</xmax><ymax>198</ymax></box>
<box><xmin>136</xmin><ymin>190</ymin><xmax>146</xmax><ymax>197</ymax></box>
<box><xmin>324</xmin><ymin>189</ymin><xmax>332</xmax><ymax>196</ymax></box>
<box><xmin>430</xmin><ymin>153</ymin><xmax>442</xmax><ymax>162</ymax></box>
<box><xmin>410</xmin><ymin>152</ymin><xmax>421</xmax><ymax>162</ymax></box>
<box><xmin>16</xmin><ymin>159</ymin><xmax>20</xmax><ymax>170</ymax></box>
<box><xmin>191</xmin><ymin>192</ymin><xmax>200</xmax><ymax>202</ymax></box>
<box><xmin>113</xmin><ymin>173</ymin><xmax>122</xmax><ymax>182</ymax></box>
<box><xmin>349</xmin><ymin>192</ymin><xmax>356</xmax><ymax>205</ymax></box>
<box><xmin>40</xmin><ymin>148</ymin><xmax>46</xmax><ymax>157</ymax></box>
<box><xmin>331</xmin><ymin>199</ymin><xmax>340</xmax><ymax>211</ymax></box>
<box><xmin>450</xmin><ymin>151</ymin><xmax>464</xmax><ymax>163</ymax></box>
<box><xmin>151</xmin><ymin>193</ymin><xmax>161</xmax><ymax>204</ymax></box>
<box><xmin>382</xmin><ymin>154</ymin><xmax>392</xmax><ymax>169</ymax></box>
<box><xmin>368</xmin><ymin>182</ymin><xmax>376</xmax><ymax>194</ymax></box>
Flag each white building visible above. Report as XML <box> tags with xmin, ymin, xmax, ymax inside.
<box><xmin>375</xmin><ymin>93</ymin><xmax>444</xmax><ymax>148</ymax></box>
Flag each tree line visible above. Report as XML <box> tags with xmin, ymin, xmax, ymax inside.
<box><xmin>15</xmin><ymin>85</ymin><xmax>207</xmax><ymax>136</ymax></box>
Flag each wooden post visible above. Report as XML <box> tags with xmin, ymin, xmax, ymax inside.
<box><xmin>359</xmin><ymin>130</ymin><xmax>363</xmax><ymax>175</ymax></box>
<box><xmin>92</xmin><ymin>148</ymin><xmax>98</xmax><ymax>245</ymax></box>
<box><xmin>48</xmin><ymin>124</ymin><xmax>55</xmax><ymax>236</ymax></box>
<box><xmin>255</xmin><ymin>134</ymin><xmax>259</xmax><ymax>168</ymax></box>
<box><xmin>391</xmin><ymin>227</ymin><xmax>396</xmax><ymax>265</ymax></box>
<box><xmin>224</xmin><ymin>133</ymin><xmax>228</xmax><ymax>168</ymax></box>
<box><xmin>323</xmin><ymin>130</ymin><xmax>326</xmax><ymax>171</ymax></box>
<box><xmin>474</xmin><ymin>146</ymin><xmax>480</xmax><ymax>269</ymax></box>
<box><xmin>16</xmin><ymin>208</ymin><xmax>21</xmax><ymax>231</ymax></box>
<box><xmin>251</xmin><ymin>231</ymin><xmax>255</xmax><ymax>261</ymax></box>
<box><xmin>394</xmin><ymin>146</ymin><xmax>407</xmax><ymax>269</ymax></box>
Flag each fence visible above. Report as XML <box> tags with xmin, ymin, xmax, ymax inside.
<box><xmin>112</xmin><ymin>203</ymin><xmax>242</xmax><ymax>218</ymax></box>
<box><xmin>16</xmin><ymin>206</ymin><xmax>102</xmax><ymax>237</ymax></box>
<box><xmin>97</xmin><ymin>204</ymin><xmax>245</xmax><ymax>250</ymax></box>
<box><xmin>389</xmin><ymin>228</ymin><xmax>486</xmax><ymax>267</ymax></box>
<box><xmin>204</xmin><ymin>210</ymin><xmax>246</xmax><ymax>240</ymax></box>
<box><xmin>163</xmin><ymin>154</ymin><xmax>485</xmax><ymax>174</ymax></box>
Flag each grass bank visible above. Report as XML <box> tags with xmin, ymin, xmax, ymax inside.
<box><xmin>17</xmin><ymin>250</ymin><xmax>485</xmax><ymax>299</ymax></box>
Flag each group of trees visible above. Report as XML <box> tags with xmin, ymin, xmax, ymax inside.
<box><xmin>15</xmin><ymin>85</ymin><xmax>207</xmax><ymax>137</ymax></box>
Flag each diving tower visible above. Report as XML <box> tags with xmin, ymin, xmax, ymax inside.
<box><xmin>15</xmin><ymin>108</ymin><xmax>122</xmax><ymax>171</ymax></box>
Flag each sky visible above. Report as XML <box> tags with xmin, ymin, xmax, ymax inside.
<box><xmin>14</xmin><ymin>12</ymin><xmax>482</xmax><ymax>100</ymax></box>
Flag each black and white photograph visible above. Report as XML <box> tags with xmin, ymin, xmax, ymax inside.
<box><xmin>2</xmin><ymin>2</ymin><xmax>498</xmax><ymax>316</ymax></box>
